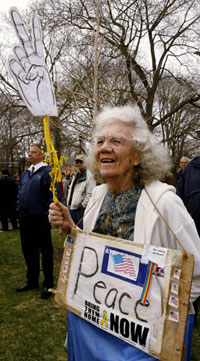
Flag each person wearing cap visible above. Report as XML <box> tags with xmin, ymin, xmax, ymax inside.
<box><xmin>66</xmin><ymin>154</ymin><xmax>96</xmax><ymax>228</ymax></box>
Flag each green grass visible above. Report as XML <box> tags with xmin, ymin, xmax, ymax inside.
<box><xmin>191</xmin><ymin>308</ymin><xmax>200</xmax><ymax>361</ymax></box>
<box><xmin>0</xmin><ymin>228</ymin><xmax>67</xmax><ymax>361</ymax></box>
<box><xmin>0</xmin><ymin>228</ymin><xmax>199</xmax><ymax>360</ymax></box>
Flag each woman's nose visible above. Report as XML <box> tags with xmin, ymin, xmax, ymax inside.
<box><xmin>99</xmin><ymin>139</ymin><xmax>113</xmax><ymax>151</ymax></box>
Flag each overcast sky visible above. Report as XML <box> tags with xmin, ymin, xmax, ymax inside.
<box><xmin>0</xmin><ymin>0</ymin><xmax>31</xmax><ymax>13</ymax></box>
<box><xmin>0</xmin><ymin>0</ymin><xmax>37</xmax><ymax>50</ymax></box>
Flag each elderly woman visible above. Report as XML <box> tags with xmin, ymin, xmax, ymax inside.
<box><xmin>49</xmin><ymin>105</ymin><xmax>200</xmax><ymax>361</ymax></box>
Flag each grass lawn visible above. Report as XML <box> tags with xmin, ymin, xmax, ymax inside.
<box><xmin>0</xmin><ymin>228</ymin><xmax>67</xmax><ymax>361</ymax></box>
<box><xmin>191</xmin><ymin>306</ymin><xmax>200</xmax><ymax>361</ymax></box>
<box><xmin>0</xmin><ymin>227</ymin><xmax>199</xmax><ymax>360</ymax></box>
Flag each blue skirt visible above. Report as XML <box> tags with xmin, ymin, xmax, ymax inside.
<box><xmin>67</xmin><ymin>311</ymin><xmax>194</xmax><ymax>361</ymax></box>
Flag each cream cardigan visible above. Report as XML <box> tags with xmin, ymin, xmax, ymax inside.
<box><xmin>83</xmin><ymin>180</ymin><xmax>200</xmax><ymax>303</ymax></box>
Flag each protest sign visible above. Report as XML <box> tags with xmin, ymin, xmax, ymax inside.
<box><xmin>55</xmin><ymin>229</ymin><xmax>194</xmax><ymax>360</ymax></box>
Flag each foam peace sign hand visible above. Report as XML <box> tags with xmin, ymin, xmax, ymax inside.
<box><xmin>8</xmin><ymin>8</ymin><xmax>58</xmax><ymax>117</ymax></box>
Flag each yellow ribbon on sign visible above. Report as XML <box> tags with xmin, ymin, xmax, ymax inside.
<box><xmin>100</xmin><ymin>310</ymin><xmax>109</xmax><ymax>328</ymax></box>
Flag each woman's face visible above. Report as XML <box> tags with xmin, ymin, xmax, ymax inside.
<box><xmin>94</xmin><ymin>122</ymin><xmax>140</xmax><ymax>192</ymax></box>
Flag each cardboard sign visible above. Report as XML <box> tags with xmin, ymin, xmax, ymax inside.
<box><xmin>55</xmin><ymin>229</ymin><xmax>194</xmax><ymax>360</ymax></box>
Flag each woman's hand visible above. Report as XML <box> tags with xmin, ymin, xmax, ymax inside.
<box><xmin>48</xmin><ymin>201</ymin><xmax>75</xmax><ymax>234</ymax></box>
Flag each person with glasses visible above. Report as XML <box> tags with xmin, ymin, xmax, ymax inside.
<box><xmin>66</xmin><ymin>154</ymin><xmax>96</xmax><ymax>229</ymax></box>
<box><xmin>49</xmin><ymin>105</ymin><xmax>200</xmax><ymax>361</ymax></box>
<box><xmin>179</xmin><ymin>156</ymin><xmax>190</xmax><ymax>171</ymax></box>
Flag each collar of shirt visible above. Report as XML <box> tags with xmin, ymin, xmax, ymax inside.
<box><xmin>28</xmin><ymin>161</ymin><xmax>48</xmax><ymax>173</ymax></box>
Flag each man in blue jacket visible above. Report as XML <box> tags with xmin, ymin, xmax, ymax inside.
<box><xmin>16</xmin><ymin>143</ymin><xmax>55</xmax><ymax>299</ymax></box>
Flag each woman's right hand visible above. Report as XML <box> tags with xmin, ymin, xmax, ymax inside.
<box><xmin>48</xmin><ymin>201</ymin><xmax>75</xmax><ymax>234</ymax></box>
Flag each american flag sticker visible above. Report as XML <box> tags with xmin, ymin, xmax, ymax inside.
<box><xmin>62</xmin><ymin>275</ymin><xmax>67</xmax><ymax>283</ymax></box>
<box><xmin>171</xmin><ymin>283</ymin><xmax>179</xmax><ymax>295</ymax></box>
<box><xmin>173</xmin><ymin>268</ymin><xmax>181</xmax><ymax>279</ymax></box>
<box><xmin>111</xmin><ymin>252</ymin><xmax>139</xmax><ymax>281</ymax></box>
<box><xmin>169</xmin><ymin>311</ymin><xmax>179</xmax><ymax>322</ymax></box>
<box><xmin>65</xmin><ymin>257</ymin><xmax>69</xmax><ymax>264</ymax></box>
<box><xmin>63</xmin><ymin>265</ymin><xmax>68</xmax><ymax>273</ymax></box>
<box><xmin>169</xmin><ymin>295</ymin><xmax>179</xmax><ymax>309</ymax></box>
<box><xmin>101</xmin><ymin>246</ymin><xmax>142</xmax><ymax>284</ymax></box>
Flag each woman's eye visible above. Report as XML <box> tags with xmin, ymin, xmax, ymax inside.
<box><xmin>97</xmin><ymin>139</ymin><xmax>104</xmax><ymax>146</ymax></box>
<box><xmin>112</xmin><ymin>137</ymin><xmax>121</xmax><ymax>145</ymax></box>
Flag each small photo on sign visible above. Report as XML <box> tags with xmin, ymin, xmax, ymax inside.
<box><xmin>65</xmin><ymin>235</ymin><xmax>75</xmax><ymax>245</ymax></box>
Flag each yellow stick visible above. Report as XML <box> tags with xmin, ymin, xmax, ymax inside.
<box><xmin>43</xmin><ymin>115</ymin><xmax>67</xmax><ymax>243</ymax></box>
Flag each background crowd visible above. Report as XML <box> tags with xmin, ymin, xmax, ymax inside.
<box><xmin>1</xmin><ymin>150</ymin><xmax>197</xmax><ymax>234</ymax></box>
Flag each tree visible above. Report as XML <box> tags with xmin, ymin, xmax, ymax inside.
<box><xmin>34</xmin><ymin>0</ymin><xmax>200</xmax><ymax>122</ymax></box>
<box><xmin>156</xmin><ymin>76</ymin><xmax>200</xmax><ymax>168</ymax></box>
<box><xmin>0</xmin><ymin>0</ymin><xmax>200</xmax><ymax>171</ymax></box>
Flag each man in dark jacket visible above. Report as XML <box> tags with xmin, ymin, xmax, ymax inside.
<box><xmin>16</xmin><ymin>143</ymin><xmax>54</xmax><ymax>299</ymax></box>
<box><xmin>176</xmin><ymin>156</ymin><xmax>200</xmax><ymax>323</ymax></box>
<box><xmin>0</xmin><ymin>168</ymin><xmax>18</xmax><ymax>231</ymax></box>
<box><xmin>176</xmin><ymin>156</ymin><xmax>200</xmax><ymax>236</ymax></box>
<box><xmin>176</xmin><ymin>156</ymin><xmax>190</xmax><ymax>189</ymax></box>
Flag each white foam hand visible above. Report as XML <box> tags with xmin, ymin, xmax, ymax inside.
<box><xmin>8</xmin><ymin>8</ymin><xmax>58</xmax><ymax>116</ymax></box>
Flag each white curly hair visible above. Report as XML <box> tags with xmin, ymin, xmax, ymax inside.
<box><xmin>86</xmin><ymin>105</ymin><xmax>171</xmax><ymax>185</ymax></box>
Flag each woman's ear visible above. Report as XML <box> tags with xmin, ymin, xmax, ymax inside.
<box><xmin>132</xmin><ymin>149</ymin><xmax>140</xmax><ymax>166</ymax></box>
